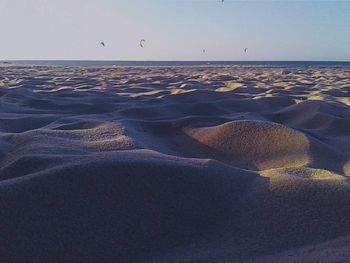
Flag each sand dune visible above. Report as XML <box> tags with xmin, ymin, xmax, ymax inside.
<box><xmin>0</xmin><ymin>65</ymin><xmax>350</xmax><ymax>262</ymax></box>
<box><xmin>184</xmin><ymin>120</ymin><xmax>310</xmax><ymax>170</ymax></box>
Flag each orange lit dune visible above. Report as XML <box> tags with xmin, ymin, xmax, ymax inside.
<box><xmin>0</xmin><ymin>64</ymin><xmax>349</xmax><ymax>262</ymax></box>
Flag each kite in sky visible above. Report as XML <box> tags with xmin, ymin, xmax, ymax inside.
<box><xmin>140</xmin><ymin>39</ymin><xmax>146</xmax><ymax>48</ymax></box>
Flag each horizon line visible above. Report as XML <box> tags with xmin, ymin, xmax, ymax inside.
<box><xmin>3</xmin><ymin>59</ymin><xmax>350</xmax><ymax>63</ymax></box>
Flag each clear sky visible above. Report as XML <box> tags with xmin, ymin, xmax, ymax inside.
<box><xmin>0</xmin><ymin>0</ymin><xmax>349</xmax><ymax>61</ymax></box>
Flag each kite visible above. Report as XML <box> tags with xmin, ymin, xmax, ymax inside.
<box><xmin>140</xmin><ymin>39</ymin><xmax>146</xmax><ymax>48</ymax></box>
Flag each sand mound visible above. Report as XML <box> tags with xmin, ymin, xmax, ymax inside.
<box><xmin>0</xmin><ymin>150</ymin><xmax>257</xmax><ymax>262</ymax></box>
<box><xmin>184</xmin><ymin>120</ymin><xmax>310</xmax><ymax>170</ymax></box>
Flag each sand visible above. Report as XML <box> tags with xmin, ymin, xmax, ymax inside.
<box><xmin>0</xmin><ymin>64</ymin><xmax>349</xmax><ymax>262</ymax></box>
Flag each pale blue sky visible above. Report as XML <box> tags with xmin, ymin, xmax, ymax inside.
<box><xmin>0</xmin><ymin>0</ymin><xmax>349</xmax><ymax>61</ymax></box>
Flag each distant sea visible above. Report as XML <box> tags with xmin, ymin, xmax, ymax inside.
<box><xmin>3</xmin><ymin>60</ymin><xmax>350</xmax><ymax>68</ymax></box>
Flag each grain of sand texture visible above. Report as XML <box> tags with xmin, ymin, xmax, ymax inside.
<box><xmin>0</xmin><ymin>64</ymin><xmax>350</xmax><ymax>262</ymax></box>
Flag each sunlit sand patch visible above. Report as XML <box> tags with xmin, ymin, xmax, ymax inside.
<box><xmin>336</xmin><ymin>72</ymin><xmax>350</xmax><ymax>79</ymax></box>
<box><xmin>6</xmin><ymin>79</ymin><xmax>23</xmax><ymax>88</ymax></box>
<box><xmin>261</xmin><ymin>167</ymin><xmax>350</xmax><ymax>195</ymax></box>
<box><xmin>215</xmin><ymin>82</ymin><xmax>243</xmax><ymax>92</ymax></box>
<box><xmin>254</xmin><ymin>82</ymin><xmax>268</xmax><ymax>89</ymax></box>
<box><xmin>337</xmin><ymin>97</ymin><xmax>350</xmax><ymax>106</ymax></box>
<box><xmin>85</xmin><ymin>136</ymin><xmax>137</xmax><ymax>151</ymax></box>
<box><xmin>170</xmin><ymin>88</ymin><xmax>196</xmax><ymax>95</ymax></box>
<box><xmin>245</xmin><ymin>72</ymin><xmax>257</xmax><ymax>78</ymax></box>
<box><xmin>307</xmin><ymin>94</ymin><xmax>328</xmax><ymax>101</ymax></box>
<box><xmin>344</xmin><ymin>162</ymin><xmax>350</xmax><ymax>176</ymax></box>
<box><xmin>262</xmin><ymin>167</ymin><xmax>345</xmax><ymax>180</ymax></box>
<box><xmin>297</xmin><ymin>79</ymin><xmax>313</xmax><ymax>85</ymax></box>
<box><xmin>129</xmin><ymin>90</ymin><xmax>168</xmax><ymax>98</ymax></box>
<box><xmin>0</xmin><ymin>80</ymin><xmax>7</xmax><ymax>88</ymax></box>
<box><xmin>272</xmin><ymin>82</ymin><xmax>291</xmax><ymax>88</ymax></box>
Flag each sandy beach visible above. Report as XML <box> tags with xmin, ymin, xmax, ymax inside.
<box><xmin>0</xmin><ymin>64</ymin><xmax>350</xmax><ymax>262</ymax></box>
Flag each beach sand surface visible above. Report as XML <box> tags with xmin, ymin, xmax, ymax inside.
<box><xmin>0</xmin><ymin>65</ymin><xmax>350</xmax><ymax>262</ymax></box>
